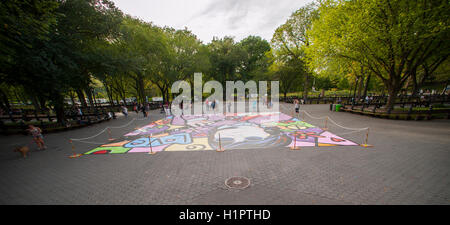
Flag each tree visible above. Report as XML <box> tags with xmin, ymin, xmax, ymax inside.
<box><xmin>307</xmin><ymin>0</ymin><xmax>450</xmax><ymax>110</ymax></box>
<box><xmin>267</xmin><ymin>50</ymin><xmax>304</xmax><ymax>100</ymax></box>
<box><xmin>272</xmin><ymin>3</ymin><xmax>318</xmax><ymax>101</ymax></box>
<box><xmin>237</xmin><ymin>36</ymin><xmax>271</xmax><ymax>82</ymax></box>
<box><xmin>207</xmin><ymin>37</ymin><xmax>245</xmax><ymax>86</ymax></box>
<box><xmin>0</xmin><ymin>0</ymin><xmax>59</xmax><ymax>112</ymax></box>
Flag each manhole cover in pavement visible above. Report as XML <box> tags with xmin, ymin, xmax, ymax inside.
<box><xmin>225</xmin><ymin>177</ymin><xmax>250</xmax><ymax>189</ymax></box>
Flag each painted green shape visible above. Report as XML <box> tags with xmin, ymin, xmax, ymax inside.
<box><xmin>276</xmin><ymin>121</ymin><xmax>315</xmax><ymax>128</ymax></box>
<box><xmin>84</xmin><ymin>146</ymin><xmax>131</xmax><ymax>155</ymax></box>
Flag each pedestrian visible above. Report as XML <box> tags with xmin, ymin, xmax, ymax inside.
<box><xmin>122</xmin><ymin>105</ymin><xmax>128</xmax><ymax>117</ymax></box>
<box><xmin>145</xmin><ymin>103</ymin><xmax>150</xmax><ymax>117</ymax></box>
<box><xmin>142</xmin><ymin>104</ymin><xmax>147</xmax><ymax>117</ymax></box>
<box><xmin>211</xmin><ymin>99</ymin><xmax>216</xmax><ymax>111</ymax></box>
<box><xmin>163</xmin><ymin>101</ymin><xmax>170</xmax><ymax>115</ymax></box>
<box><xmin>27</xmin><ymin>125</ymin><xmax>46</xmax><ymax>150</ymax></box>
<box><xmin>294</xmin><ymin>99</ymin><xmax>300</xmax><ymax>114</ymax></box>
<box><xmin>133</xmin><ymin>103</ymin><xmax>138</xmax><ymax>114</ymax></box>
<box><xmin>205</xmin><ymin>99</ymin><xmax>209</xmax><ymax>111</ymax></box>
<box><xmin>227</xmin><ymin>102</ymin><xmax>231</xmax><ymax>113</ymax></box>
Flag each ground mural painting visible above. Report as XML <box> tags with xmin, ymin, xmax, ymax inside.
<box><xmin>83</xmin><ymin>112</ymin><xmax>358</xmax><ymax>155</ymax></box>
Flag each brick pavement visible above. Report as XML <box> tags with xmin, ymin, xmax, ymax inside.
<box><xmin>0</xmin><ymin>103</ymin><xmax>449</xmax><ymax>205</ymax></box>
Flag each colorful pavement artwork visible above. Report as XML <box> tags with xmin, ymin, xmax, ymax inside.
<box><xmin>83</xmin><ymin>112</ymin><xmax>358</xmax><ymax>155</ymax></box>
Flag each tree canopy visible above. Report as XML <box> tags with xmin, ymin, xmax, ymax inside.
<box><xmin>0</xmin><ymin>0</ymin><xmax>449</xmax><ymax>122</ymax></box>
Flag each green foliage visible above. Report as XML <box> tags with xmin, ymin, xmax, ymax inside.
<box><xmin>307</xmin><ymin>0</ymin><xmax>450</xmax><ymax>108</ymax></box>
<box><xmin>2</xmin><ymin>0</ymin><xmax>448</xmax><ymax>119</ymax></box>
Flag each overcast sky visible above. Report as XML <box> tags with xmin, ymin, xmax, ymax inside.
<box><xmin>111</xmin><ymin>0</ymin><xmax>314</xmax><ymax>44</ymax></box>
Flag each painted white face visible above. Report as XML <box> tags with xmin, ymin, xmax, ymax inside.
<box><xmin>215</xmin><ymin>125</ymin><xmax>269</xmax><ymax>144</ymax></box>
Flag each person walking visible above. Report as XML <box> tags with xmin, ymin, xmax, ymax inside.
<box><xmin>122</xmin><ymin>105</ymin><xmax>128</xmax><ymax>117</ymax></box>
<box><xmin>27</xmin><ymin>125</ymin><xmax>46</xmax><ymax>150</ymax></box>
<box><xmin>163</xmin><ymin>101</ymin><xmax>170</xmax><ymax>115</ymax></box>
<box><xmin>294</xmin><ymin>99</ymin><xmax>300</xmax><ymax>114</ymax></box>
<box><xmin>145</xmin><ymin>103</ymin><xmax>150</xmax><ymax>117</ymax></box>
<box><xmin>142</xmin><ymin>103</ymin><xmax>147</xmax><ymax>117</ymax></box>
<box><xmin>205</xmin><ymin>99</ymin><xmax>209</xmax><ymax>111</ymax></box>
<box><xmin>133</xmin><ymin>103</ymin><xmax>138</xmax><ymax>114</ymax></box>
<box><xmin>211</xmin><ymin>99</ymin><xmax>216</xmax><ymax>112</ymax></box>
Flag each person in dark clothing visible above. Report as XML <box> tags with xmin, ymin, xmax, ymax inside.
<box><xmin>142</xmin><ymin>104</ymin><xmax>147</xmax><ymax>117</ymax></box>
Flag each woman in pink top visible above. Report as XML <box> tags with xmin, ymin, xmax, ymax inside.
<box><xmin>27</xmin><ymin>125</ymin><xmax>47</xmax><ymax>150</ymax></box>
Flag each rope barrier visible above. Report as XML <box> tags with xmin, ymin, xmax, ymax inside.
<box><xmin>70</xmin><ymin>116</ymin><xmax>152</xmax><ymax>142</ymax></box>
<box><xmin>68</xmin><ymin>139</ymin><xmax>82</xmax><ymax>158</ymax></box>
<box><xmin>67</xmin><ymin>111</ymin><xmax>165</xmax><ymax>157</ymax></box>
<box><xmin>280</xmin><ymin>103</ymin><xmax>373</xmax><ymax>147</ymax></box>
<box><xmin>70</xmin><ymin>127</ymin><xmax>109</xmax><ymax>141</ymax></box>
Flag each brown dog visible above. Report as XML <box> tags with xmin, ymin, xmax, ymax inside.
<box><xmin>14</xmin><ymin>146</ymin><xmax>30</xmax><ymax>158</ymax></box>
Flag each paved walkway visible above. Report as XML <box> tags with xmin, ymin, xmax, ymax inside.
<box><xmin>0</xmin><ymin>103</ymin><xmax>449</xmax><ymax>204</ymax></box>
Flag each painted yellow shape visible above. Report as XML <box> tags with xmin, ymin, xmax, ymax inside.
<box><xmin>166</xmin><ymin>124</ymin><xmax>185</xmax><ymax>131</ymax></box>
<box><xmin>164</xmin><ymin>138</ymin><xmax>213</xmax><ymax>151</ymax></box>
<box><xmin>101</xmin><ymin>140</ymin><xmax>130</xmax><ymax>147</ymax></box>
<box><xmin>155</xmin><ymin>119</ymin><xmax>170</xmax><ymax>125</ymax></box>
<box><xmin>318</xmin><ymin>143</ymin><xmax>337</xmax><ymax>147</ymax></box>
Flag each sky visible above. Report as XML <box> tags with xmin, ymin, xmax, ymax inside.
<box><xmin>111</xmin><ymin>0</ymin><xmax>314</xmax><ymax>44</ymax></box>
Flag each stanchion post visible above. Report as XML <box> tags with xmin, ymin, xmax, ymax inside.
<box><xmin>322</xmin><ymin>116</ymin><xmax>329</xmax><ymax>131</ymax></box>
<box><xmin>68</xmin><ymin>139</ymin><xmax>82</xmax><ymax>158</ymax></box>
<box><xmin>360</xmin><ymin>128</ymin><xmax>373</xmax><ymax>147</ymax></box>
<box><xmin>216</xmin><ymin>132</ymin><xmax>224</xmax><ymax>152</ymax></box>
<box><xmin>149</xmin><ymin>134</ymin><xmax>156</xmax><ymax>154</ymax></box>
<box><xmin>107</xmin><ymin>128</ymin><xmax>115</xmax><ymax>141</ymax></box>
<box><xmin>290</xmin><ymin>135</ymin><xmax>301</xmax><ymax>150</ymax></box>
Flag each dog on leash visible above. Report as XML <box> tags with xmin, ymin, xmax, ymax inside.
<box><xmin>14</xmin><ymin>146</ymin><xmax>30</xmax><ymax>158</ymax></box>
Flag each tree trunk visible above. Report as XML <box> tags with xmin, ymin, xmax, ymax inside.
<box><xmin>137</xmin><ymin>74</ymin><xmax>145</xmax><ymax>104</ymax></box>
<box><xmin>30</xmin><ymin>94</ymin><xmax>41</xmax><ymax>112</ymax></box>
<box><xmin>385</xmin><ymin>76</ymin><xmax>401</xmax><ymax>111</ymax></box>
<box><xmin>362</xmin><ymin>74</ymin><xmax>371</xmax><ymax>100</ymax></box>
<box><xmin>50</xmin><ymin>91</ymin><xmax>66</xmax><ymax>125</ymax></box>
<box><xmin>303</xmin><ymin>74</ymin><xmax>309</xmax><ymax>102</ymax></box>
<box><xmin>0</xmin><ymin>88</ymin><xmax>11</xmax><ymax>112</ymax></box>
<box><xmin>411</xmin><ymin>70</ymin><xmax>419</xmax><ymax>97</ymax></box>
<box><xmin>76</xmin><ymin>89</ymin><xmax>87</xmax><ymax>108</ymax></box>
<box><xmin>84</xmin><ymin>87</ymin><xmax>95</xmax><ymax>109</ymax></box>
<box><xmin>69</xmin><ymin>91</ymin><xmax>76</xmax><ymax>106</ymax></box>
<box><xmin>386</xmin><ymin>87</ymin><xmax>399</xmax><ymax>112</ymax></box>
<box><xmin>103</xmin><ymin>81</ymin><xmax>115</xmax><ymax>106</ymax></box>
<box><xmin>357</xmin><ymin>76</ymin><xmax>364</xmax><ymax>100</ymax></box>
<box><xmin>352</xmin><ymin>77</ymin><xmax>358</xmax><ymax>100</ymax></box>
<box><xmin>38</xmin><ymin>95</ymin><xmax>47</xmax><ymax>110</ymax></box>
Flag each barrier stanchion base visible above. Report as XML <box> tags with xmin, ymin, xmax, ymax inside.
<box><xmin>148</xmin><ymin>151</ymin><xmax>157</xmax><ymax>155</ymax></box>
<box><xmin>69</xmin><ymin>153</ymin><xmax>83</xmax><ymax>158</ymax></box>
<box><xmin>108</xmin><ymin>138</ymin><xmax>116</xmax><ymax>141</ymax></box>
<box><xmin>216</xmin><ymin>147</ymin><xmax>224</xmax><ymax>152</ymax></box>
<box><xmin>321</xmin><ymin>128</ymin><xmax>329</xmax><ymax>131</ymax></box>
<box><xmin>360</xmin><ymin>144</ymin><xmax>373</xmax><ymax>148</ymax></box>
<box><xmin>290</xmin><ymin>146</ymin><xmax>301</xmax><ymax>150</ymax></box>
